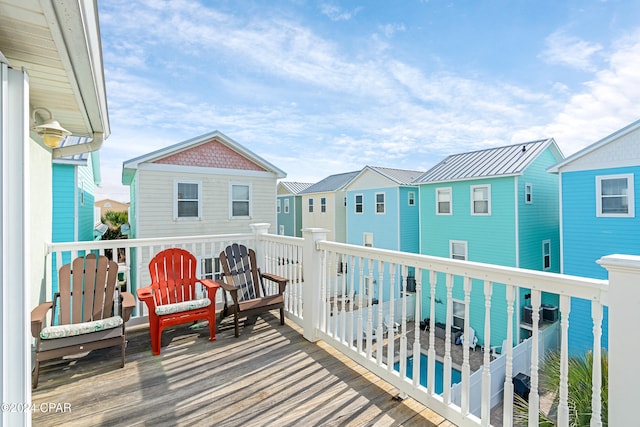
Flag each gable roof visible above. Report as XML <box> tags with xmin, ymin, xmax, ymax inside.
<box><xmin>122</xmin><ymin>130</ymin><xmax>286</xmax><ymax>184</ymax></box>
<box><xmin>278</xmin><ymin>181</ymin><xmax>314</xmax><ymax>195</ymax></box>
<box><xmin>547</xmin><ymin>118</ymin><xmax>640</xmax><ymax>173</ymax></box>
<box><xmin>300</xmin><ymin>170</ymin><xmax>360</xmax><ymax>194</ymax></box>
<box><xmin>362</xmin><ymin>166</ymin><xmax>424</xmax><ymax>185</ymax></box>
<box><xmin>414</xmin><ymin>138</ymin><xmax>559</xmax><ymax>183</ymax></box>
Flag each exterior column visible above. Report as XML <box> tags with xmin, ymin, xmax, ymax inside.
<box><xmin>1</xmin><ymin>62</ymin><xmax>32</xmax><ymax>426</ymax></box>
<box><xmin>250</xmin><ymin>223</ymin><xmax>270</xmax><ymax>270</ymax></box>
<box><xmin>301</xmin><ymin>228</ymin><xmax>328</xmax><ymax>342</ymax></box>
<box><xmin>597</xmin><ymin>254</ymin><xmax>640</xmax><ymax>426</ymax></box>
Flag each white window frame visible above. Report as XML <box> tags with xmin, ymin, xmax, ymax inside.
<box><xmin>375</xmin><ymin>192</ymin><xmax>385</xmax><ymax>214</ymax></box>
<box><xmin>596</xmin><ymin>173</ymin><xmax>635</xmax><ymax>218</ymax></box>
<box><xmin>408</xmin><ymin>191</ymin><xmax>416</xmax><ymax>206</ymax></box>
<box><xmin>284</xmin><ymin>198</ymin><xmax>290</xmax><ymax>214</ymax></box>
<box><xmin>277</xmin><ymin>199</ymin><xmax>281</xmax><ymax>214</ymax></box>
<box><xmin>355</xmin><ymin>194</ymin><xmax>364</xmax><ymax>214</ymax></box>
<box><xmin>320</xmin><ymin>197</ymin><xmax>327</xmax><ymax>213</ymax></box>
<box><xmin>436</xmin><ymin>187</ymin><xmax>452</xmax><ymax>215</ymax></box>
<box><xmin>452</xmin><ymin>299</ymin><xmax>465</xmax><ymax>330</ymax></box>
<box><xmin>80</xmin><ymin>180</ymin><xmax>85</xmax><ymax>206</ymax></box>
<box><xmin>450</xmin><ymin>240</ymin><xmax>468</xmax><ymax>261</ymax></box>
<box><xmin>471</xmin><ymin>184</ymin><xmax>491</xmax><ymax>215</ymax></box>
<box><xmin>230</xmin><ymin>182</ymin><xmax>251</xmax><ymax>219</ymax></box>
<box><xmin>308</xmin><ymin>198</ymin><xmax>314</xmax><ymax>213</ymax></box>
<box><xmin>363</xmin><ymin>232</ymin><xmax>374</xmax><ymax>247</ymax></box>
<box><xmin>174</xmin><ymin>179</ymin><xmax>202</xmax><ymax>220</ymax></box>
<box><xmin>279</xmin><ymin>224</ymin><xmax>285</xmax><ymax>235</ymax></box>
<box><xmin>542</xmin><ymin>239</ymin><xmax>551</xmax><ymax>271</ymax></box>
<box><xmin>525</xmin><ymin>183</ymin><xmax>533</xmax><ymax>204</ymax></box>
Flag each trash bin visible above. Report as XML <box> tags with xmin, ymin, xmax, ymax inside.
<box><xmin>513</xmin><ymin>372</ymin><xmax>531</xmax><ymax>401</ymax></box>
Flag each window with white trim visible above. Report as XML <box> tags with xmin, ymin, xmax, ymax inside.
<box><xmin>279</xmin><ymin>225</ymin><xmax>285</xmax><ymax>235</ymax></box>
<box><xmin>542</xmin><ymin>240</ymin><xmax>551</xmax><ymax>271</ymax></box>
<box><xmin>308</xmin><ymin>198</ymin><xmax>314</xmax><ymax>213</ymax></box>
<box><xmin>277</xmin><ymin>199</ymin><xmax>281</xmax><ymax>214</ymax></box>
<box><xmin>321</xmin><ymin>197</ymin><xmax>327</xmax><ymax>213</ymax></box>
<box><xmin>230</xmin><ymin>183</ymin><xmax>251</xmax><ymax>218</ymax></box>
<box><xmin>471</xmin><ymin>184</ymin><xmax>491</xmax><ymax>215</ymax></box>
<box><xmin>525</xmin><ymin>183</ymin><xmax>533</xmax><ymax>204</ymax></box>
<box><xmin>284</xmin><ymin>198</ymin><xmax>290</xmax><ymax>214</ymax></box>
<box><xmin>174</xmin><ymin>180</ymin><xmax>202</xmax><ymax>220</ymax></box>
<box><xmin>355</xmin><ymin>194</ymin><xmax>363</xmax><ymax>214</ymax></box>
<box><xmin>408</xmin><ymin>191</ymin><xmax>416</xmax><ymax>206</ymax></box>
<box><xmin>452</xmin><ymin>299</ymin><xmax>465</xmax><ymax>330</ymax></box>
<box><xmin>80</xmin><ymin>180</ymin><xmax>85</xmax><ymax>206</ymax></box>
<box><xmin>375</xmin><ymin>193</ymin><xmax>385</xmax><ymax>214</ymax></box>
<box><xmin>436</xmin><ymin>187</ymin><xmax>452</xmax><ymax>215</ymax></box>
<box><xmin>363</xmin><ymin>232</ymin><xmax>374</xmax><ymax>247</ymax></box>
<box><xmin>597</xmin><ymin>174</ymin><xmax>634</xmax><ymax>217</ymax></box>
<box><xmin>450</xmin><ymin>240</ymin><xmax>467</xmax><ymax>260</ymax></box>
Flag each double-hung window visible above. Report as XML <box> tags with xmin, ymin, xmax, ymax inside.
<box><xmin>320</xmin><ymin>197</ymin><xmax>327</xmax><ymax>213</ymax></box>
<box><xmin>542</xmin><ymin>240</ymin><xmax>551</xmax><ymax>271</ymax></box>
<box><xmin>450</xmin><ymin>240</ymin><xmax>467</xmax><ymax>260</ymax></box>
<box><xmin>277</xmin><ymin>199</ymin><xmax>281</xmax><ymax>214</ymax></box>
<box><xmin>408</xmin><ymin>191</ymin><xmax>416</xmax><ymax>206</ymax></box>
<box><xmin>436</xmin><ymin>187</ymin><xmax>452</xmax><ymax>215</ymax></box>
<box><xmin>375</xmin><ymin>193</ymin><xmax>385</xmax><ymax>214</ymax></box>
<box><xmin>471</xmin><ymin>185</ymin><xmax>491</xmax><ymax>215</ymax></box>
<box><xmin>308</xmin><ymin>198</ymin><xmax>314</xmax><ymax>213</ymax></box>
<box><xmin>174</xmin><ymin>180</ymin><xmax>202</xmax><ymax>220</ymax></box>
<box><xmin>230</xmin><ymin>183</ymin><xmax>251</xmax><ymax>218</ymax></box>
<box><xmin>355</xmin><ymin>194</ymin><xmax>363</xmax><ymax>214</ymax></box>
<box><xmin>597</xmin><ymin>174</ymin><xmax>634</xmax><ymax>217</ymax></box>
<box><xmin>452</xmin><ymin>300</ymin><xmax>465</xmax><ymax>330</ymax></box>
<box><xmin>284</xmin><ymin>198</ymin><xmax>290</xmax><ymax>214</ymax></box>
<box><xmin>525</xmin><ymin>183</ymin><xmax>533</xmax><ymax>204</ymax></box>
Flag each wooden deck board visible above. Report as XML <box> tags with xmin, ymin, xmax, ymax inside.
<box><xmin>32</xmin><ymin>312</ymin><xmax>455</xmax><ymax>427</ymax></box>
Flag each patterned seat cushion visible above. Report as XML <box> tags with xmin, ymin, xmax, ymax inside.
<box><xmin>40</xmin><ymin>316</ymin><xmax>123</xmax><ymax>340</ymax></box>
<box><xmin>155</xmin><ymin>298</ymin><xmax>211</xmax><ymax>316</ymax></box>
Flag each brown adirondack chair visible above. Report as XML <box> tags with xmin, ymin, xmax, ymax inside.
<box><xmin>31</xmin><ymin>254</ymin><xmax>135</xmax><ymax>388</ymax></box>
<box><xmin>137</xmin><ymin>248</ymin><xmax>219</xmax><ymax>355</ymax></box>
<box><xmin>218</xmin><ymin>243</ymin><xmax>289</xmax><ymax>337</ymax></box>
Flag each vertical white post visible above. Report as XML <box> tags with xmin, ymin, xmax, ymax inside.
<box><xmin>597</xmin><ymin>254</ymin><xmax>640</xmax><ymax>427</ymax></box>
<box><xmin>250</xmin><ymin>222</ymin><xmax>270</xmax><ymax>270</ymax></box>
<box><xmin>1</xmin><ymin>63</ymin><xmax>31</xmax><ymax>426</ymax></box>
<box><xmin>301</xmin><ymin>228</ymin><xmax>328</xmax><ymax>342</ymax></box>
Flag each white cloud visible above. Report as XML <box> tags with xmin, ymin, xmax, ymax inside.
<box><xmin>320</xmin><ymin>4</ymin><xmax>362</xmax><ymax>21</ymax></box>
<box><xmin>540</xmin><ymin>31</ymin><xmax>603</xmax><ymax>71</ymax></box>
<box><xmin>379</xmin><ymin>23</ymin><xmax>406</xmax><ymax>38</ymax></box>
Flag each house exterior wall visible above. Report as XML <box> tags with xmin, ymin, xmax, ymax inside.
<box><xmin>135</xmin><ymin>168</ymin><xmax>277</xmax><ymax>238</ymax></box>
<box><xmin>277</xmin><ymin>194</ymin><xmax>298</xmax><ymax>236</ymax></box>
<box><xmin>302</xmin><ymin>191</ymin><xmax>341</xmax><ymax>242</ymax></box>
<box><xmin>398</xmin><ymin>186</ymin><xmax>420</xmax><ymax>254</ymax></box>
<box><xmin>346</xmin><ymin>187</ymin><xmax>399</xmax><ymax>250</ymax></box>
<box><xmin>52</xmin><ymin>164</ymin><xmax>75</xmax><ymax>243</ymax></box>
<box><xmin>560</xmin><ymin>166</ymin><xmax>640</xmax><ymax>354</ymax></box>
<box><xmin>77</xmin><ymin>155</ymin><xmax>96</xmax><ymax>242</ymax></box>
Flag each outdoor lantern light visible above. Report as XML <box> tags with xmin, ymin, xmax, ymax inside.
<box><xmin>31</xmin><ymin>107</ymin><xmax>71</xmax><ymax>148</ymax></box>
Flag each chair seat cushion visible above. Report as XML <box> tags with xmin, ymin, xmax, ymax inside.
<box><xmin>40</xmin><ymin>316</ymin><xmax>123</xmax><ymax>340</ymax></box>
<box><xmin>155</xmin><ymin>297</ymin><xmax>211</xmax><ymax>316</ymax></box>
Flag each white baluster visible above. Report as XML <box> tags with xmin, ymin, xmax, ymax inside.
<box><xmin>461</xmin><ymin>276</ymin><xmax>472</xmax><ymax>415</ymax></box>
<box><xmin>427</xmin><ymin>270</ymin><xmax>437</xmax><ymax>393</ymax></box>
<box><xmin>528</xmin><ymin>291</ymin><xmax>541</xmax><ymax>427</ymax></box>
<box><xmin>412</xmin><ymin>268</ymin><xmax>422</xmax><ymax>387</ymax></box>
<box><xmin>481</xmin><ymin>280</ymin><xmax>493</xmax><ymax>426</ymax></box>
<box><xmin>443</xmin><ymin>273</ymin><xmax>453</xmax><ymax>404</ymax></box>
<box><xmin>376</xmin><ymin>260</ymin><xmax>384</xmax><ymax>365</ymax></box>
<box><xmin>387</xmin><ymin>263</ymin><xmax>397</xmax><ymax>372</ymax></box>
<box><xmin>557</xmin><ymin>294</ymin><xmax>571</xmax><ymax>427</ymax></box>
<box><xmin>503</xmin><ymin>285</ymin><xmax>515</xmax><ymax>427</ymax></box>
<box><xmin>591</xmin><ymin>301</ymin><xmax>603</xmax><ymax>427</ymax></box>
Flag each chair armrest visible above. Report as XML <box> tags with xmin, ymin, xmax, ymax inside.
<box><xmin>120</xmin><ymin>292</ymin><xmax>135</xmax><ymax>322</ymax></box>
<box><xmin>31</xmin><ymin>302</ymin><xmax>53</xmax><ymax>338</ymax></box>
<box><xmin>136</xmin><ymin>286</ymin><xmax>155</xmax><ymax>307</ymax></box>
<box><xmin>261</xmin><ymin>272</ymin><xmax>289</xmax><ymax>294</ymax></box>
<box><xmin>215</xmin><ymin>279</ymin><xmax>239</xmax><ymax>304</ymax></box>
<box><xmin>200</xmin><ymin>279</ymin><xmax>220</xmax><ymax>300</ymax></box>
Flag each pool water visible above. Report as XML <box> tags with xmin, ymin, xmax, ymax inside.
<box><xmin>394</xmin><ymin>354</ymin><xmax>462</xmax><ymax>394</ymax></box>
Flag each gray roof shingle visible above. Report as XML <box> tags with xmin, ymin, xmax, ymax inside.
<box><xmin>300</xmin><ymin>170</ymin><xmax>360</xmax><ymax>194</ymax></box>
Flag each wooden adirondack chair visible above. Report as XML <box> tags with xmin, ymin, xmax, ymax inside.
<box><xmin>218</xmin><ymin>243</ymin><xmax>289</xmax><ymax>337</ymax></box>
<box><xmin>137</xmin><ymin>248</ymin><xmax>219</xmax><ymax>355</ymax></box>
<box><xmin>30</xmin><ymin>254</ymin><xmax>135</xmax><ymax>389</ymax></box>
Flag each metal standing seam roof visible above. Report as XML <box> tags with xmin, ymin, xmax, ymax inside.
<box><xmin>367</xmin><ymin>166</ymin><xmax>424</xmax><ymax>185</ymax></box>
<box><xmin>279</xmin><ymin>181</ymin><xmax>314</xmax><ymax>195</ymax></box>
<box><xmin>300</xmin><ymin>170</ymin><xmax>361</xmax><ymax>194</ymax></box>
<box><xmin>51</xmin><ymin>136</ymin><xmax>92</xmax><ymax>164</ymax></box>
<box><xmin>414</xmin><ymin>138</ymin><xmax>554</xmax><ymax>183</ymax></box>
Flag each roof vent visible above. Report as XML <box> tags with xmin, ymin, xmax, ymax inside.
<box><xmin>521</xmin><ymin>146</ymin><xmax>526</xmax><ymax>153</ymax></box>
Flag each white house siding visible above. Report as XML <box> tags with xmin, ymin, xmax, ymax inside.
<box><xmin>347</xmin><ymin>171</ymin><xmax>395</xmax><ymax>190</ymax></box>
<box><xmin>302</xmin><ymin>191</ymin><xmax>340</xmax><ymax>242</ymax></box>
<box><xmin>136</xmin><ymin>168</ymin><xmax>277</xmax><ymax>238</ymax></box>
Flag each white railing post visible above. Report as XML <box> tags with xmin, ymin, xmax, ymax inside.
<box><xmin>597</xmin><ymin>254</ymin><xmax>640</xmax><ymax>427</ymax></box>
<box><xmin>302</xmin><ymin>228</ymin><xmax>329</xmax><ymax>342</ymax></box>
<box><xmin>250</xmin><ymin>223</ymin><xmax>270</xmax><ymax>269</ymax></box>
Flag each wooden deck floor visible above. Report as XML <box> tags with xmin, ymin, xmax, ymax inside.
<box><xmin>32</xmin><ymin>313</ymin><xmax>457</xmax><ymax>427</ymax></box>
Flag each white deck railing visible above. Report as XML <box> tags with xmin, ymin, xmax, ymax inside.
<box><xmin>44</xmin><ymin>225</ymin><xmax>640</xmax><ymax>426</ymax></box>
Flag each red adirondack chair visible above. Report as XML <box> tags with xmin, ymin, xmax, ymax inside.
<box><xmin>137</xmin><ymin>248</ymin><xmax>219</xmax><ymax>355</ymax></box>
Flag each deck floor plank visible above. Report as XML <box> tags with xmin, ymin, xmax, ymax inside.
<box><xmin>32</xmin><ymin>313</ymin><xmax>454</xmax><ymax>427</ymax></box>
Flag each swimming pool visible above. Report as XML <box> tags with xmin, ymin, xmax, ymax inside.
<box><xmin>394</xmin><ymin>353</ymin><xmax>462</xmax><ymax>394</ymax></box>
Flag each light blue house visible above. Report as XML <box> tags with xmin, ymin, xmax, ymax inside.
<box><xmin>52</xmin><ymin>137</ymin><xmax>101</xmax><ymax>296</ymax></box>
<box><xmin>548</xmin><ymin>118</ymin><xmax>640</xmax><ymax>355</ymax></box>
<box><xmin>277</xmin><ymin>181</ymin><xmax>313</xmax><ymax>237</ymax></box>
<box><xmin>415</xmin><ymin>139</ymin><xmax>564</xmax><ymax>347</ymax></box>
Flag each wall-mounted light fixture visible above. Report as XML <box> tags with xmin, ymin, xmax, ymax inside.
<box><xmin>31</xmin><ymin>107</ymin><xmax>71</xmax><ymax>148</ymax></box>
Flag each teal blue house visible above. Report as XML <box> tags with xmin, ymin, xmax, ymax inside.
<box><xmin>277</xmin><ymin>181</ymin><xmax>312</xmax><ymax>237</ymax></box>
<box><xmin>52</xmin><ymin>137</ymin><xmax>101</xmax><ymax>296</ymax></box>
<box><xmin>548</xmin><ymin>118</ymin><xmax>640</xmax><ymax>355</ymax></box>
<box><xmin>415</xmin><ymin>139</ymin><xmax>564</xmax><ymax>348</ymax></box>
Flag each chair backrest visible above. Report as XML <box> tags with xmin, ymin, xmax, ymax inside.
<box><xmin>58</xmin><ymin>254</ymin><xmax>118</xmax><ymax>325</ymax></box>
<box><xmin>148</xmin><ymin>248</ymin><xmax>199</xmax><ymax>306</ymax></box>
<box><xmin>219</xmin><ymin>243</ymin><xmax>263</xmax><ymax>301</ymax></box>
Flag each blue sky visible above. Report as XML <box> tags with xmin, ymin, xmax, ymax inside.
<box><xmin>96</xmin><ymin>0</ymin><xmax>640</xmax><ymax>201</ymax></box>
